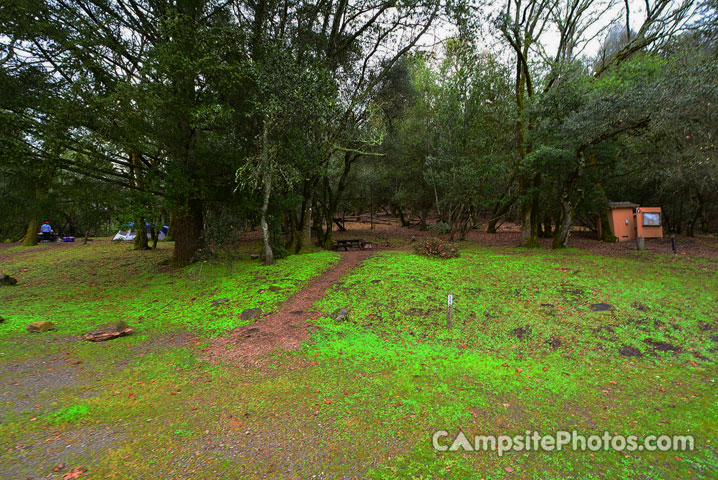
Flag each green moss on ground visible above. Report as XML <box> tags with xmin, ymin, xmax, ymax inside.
<box><xmin>0</xmin><ymin>241</ymin><xmax>715</xmax><ymax>479</ymax></box>
<box><xmin>0</xmin><ymin>241</ymin><xmax>339</xmax><ymax>336</ymax></box>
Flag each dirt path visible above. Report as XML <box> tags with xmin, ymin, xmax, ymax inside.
<box><xmin>205</xmin><ymin>250</ymin><xmax>373</xmax><ymax>365</ymax></box>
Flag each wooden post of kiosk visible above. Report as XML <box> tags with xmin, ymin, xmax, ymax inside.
<box><xmin>636</xmin><ymin>237</ymin><xmax>645</xmax><ymax>251</ymax></box>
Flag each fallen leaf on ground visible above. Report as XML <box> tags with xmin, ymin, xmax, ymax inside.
<box><xmin>62</xmin><ymin>466</ymin><xmax>87</xmax><ymax>479</ymax></box>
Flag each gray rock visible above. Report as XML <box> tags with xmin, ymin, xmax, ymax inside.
<box><xmin>241</xmin><ymin>308</ymin><xmax>262</xmax><ymax>321</ymax></box>
<box><xmin>211</xmin><ymin>298</ymin><xmax>230</xmax><ymax>307</ymax></box>
<box><xmin>27</xmin><ymin>321</ymin><xmax>56</xmax><ymax>333</ymax></box>
<box><xmin>590</xmin><ymin>303</ymin><xmax>613</xmax><ymax>312</ymax></box>
<box><xmin>0</xmin><ymin>274</ymin><xmax>17</xmax><ymax>286</ymax></box>
<box><xmin>331</xmin><ymin>308</ymin><xmax>349</xmax><ymax>322</ymax></box>
<box><xmin>84</xmin><ymin>321</ymin><xmax>133</xmax><ymax>342</ymax></box>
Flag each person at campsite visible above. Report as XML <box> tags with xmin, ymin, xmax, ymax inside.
<box><xmin>40</xmin><ymin>222</ymin><xmax>53</xmax><ymax>241</ymax></box>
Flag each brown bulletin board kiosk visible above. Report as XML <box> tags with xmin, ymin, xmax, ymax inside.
<box><xmin>606</xmin><ymin>202</ymin><xmax>663</xmax><ymax>242</ymax></box>
<box><xmin>635</xmin><ymin>207</ymin><xmax>663</xmax><ymax>239</ymax></box>
<box><xmin>607</xmin><ymin>202</ymin><xmax>638</xmax><ymax>241</ymax></box>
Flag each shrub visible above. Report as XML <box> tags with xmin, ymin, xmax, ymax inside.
<box><xmin>413</xmin><ymin>237</ymin><xmax>459</xmax><ymax>259</ymax></box>
<box><xmin>428</xmin><ymin>221</ymin><xmax>451</xmax><ymax>235</ymax></box>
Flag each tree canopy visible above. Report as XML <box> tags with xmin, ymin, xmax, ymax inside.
<box><xmin>1</xmin><ymin>0</ymin><xmax>715</xmax><ymax>257</ymax></box>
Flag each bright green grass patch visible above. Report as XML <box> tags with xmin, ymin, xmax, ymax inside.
<box><xmin>314</xmin><ymin>248</ymin><xmax>716</xmax><ymax>361</ymax></box>
<box><xmin>0</xmin><ymin>240</ymin><xmax>339</xmax><ymax>336</ymax></box>
<box><xmin>49</xmin><ymin>404</ymin><xmax>90</xmax><ymax>424</ymax></box>
<box><xmin>0</xmin><ymin>242</ymin><xmax>715</xmax><ymax>479</ymax></box>
<box><xmin>302</xmin><ymin>246</ymin><xmax>717</xmax><ymax>478</ymax></box>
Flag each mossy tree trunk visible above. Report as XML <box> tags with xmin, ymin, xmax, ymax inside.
<box><xmin>599</xmin><ymin>209</ymin><xmax>618</xmax><ymax>242</ymax></box>
<box><xmin>552</xmin><ymin>193</ymin><xmax>573</xmax><ymax>249</ymax></box>
<box><xmin>419</xmin><ymin>209</ymin><xmax>428</xmax><ymax>231</ymax></box>
<box><xmin>165</xmin><ymin>210</ymin><xmax>175</xmax><ymax>242</ymax></box>
<box><xmin>150</xmin><ymin>225</ymin><xmax>159</xmax><ymax>249</ymax></box>
<box><xmin>172</xmin><ymin>199</ymin><xmax>204</xmax><ymax>266</ymax></box>
<box><xmin>133</xmin><ymin>219</ymin><xmax>149</xmax><ymax>250</ymax></box>
<box><xmin>260</xmin><ymin>173</ymin><xmax>275</xmax><ymax>266</ymax></box>
<box><xmin>23</xmin><ymin>219</ymin><xmax>39</xmax><ymax>246</ymax></box>
<box><xmin>299</xmin><ymin>201</ymin><xmax>312</xmax><ymax>252</ymax></box>
<box><xmin>487</xmin><ymin>194</ymin><xmax>515</xmax><ymax>233</ymax></box>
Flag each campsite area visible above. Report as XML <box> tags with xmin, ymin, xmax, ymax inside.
<box><xmin>1</xmin><ymin>225</ymin><xmax>716</xmax><ymax>479</ymax></box>
<box><xmin>2</xmin><ymin>1</ymin><xmax>718</xmax><ymax>478</ymax></box>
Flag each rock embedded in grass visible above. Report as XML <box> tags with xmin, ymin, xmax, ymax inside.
<box><xmin>0</xmin><ymin>274</ymin><xmax>18</xmax><ymax>286</ymax></box>
<box><xmin>27</xmin><ymin>321</ymin><xmax>56</xmax><ymax>332</ymax></box>
<box><xmin>590</xmin><ymin>302</ymin><xmax>613</xmax><ymax>312</ymax></box>
<box><xmin>331</xmin><ymin>308</ymin><xmax>349</xmax><ymax>322</ymax></box>
<box><xmin>211</xmin><ymin>298</ymin><xmax>230</xmax><ymax>308</ymax></box>
<box><xmin>84</xmin><ymin>320</ymin><xmax>133</xmax><ymax>342</ymax></box>
<box><xmin>241</xmin><ymin>308</ymin><xmax>262</xmax><ymax>321</ymax></box>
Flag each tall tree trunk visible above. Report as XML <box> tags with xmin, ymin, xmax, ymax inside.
<box><xmin>700</xmin><ymin>205</ymin><xmax>709</xmax><ymax>234</ymax></box>
<box><xmin>552</xmin><ymin>194</ymin><xmax>573</xmax><ymax>249</ymax></box>
<box><xmin>394</xmin><ymin>205</ymin><xmax>409</xmax><ymax>227</ymax></box>
<box><xmin>287</xmin><ymin>209</ymin><xmax>300</xmax><ymax>252</ymax></box>
<box><xmin>528</xmin><ymin>174</ymin><xmax>541</xmax><ymax>244</ymax></box>
<box><xmin>172</xmin><ymin>199</ymin><xmax>204</xmax><ymax>266</ymax></box>
<box><xmin>260</xmin><ymin>172</ymin><xmax>275</xmax><ymax>266</ymax></box>
<box><xmin>287</xmin><ymin>181</ymin><xmax>315</xmax><ymax>254</ymax></box>
<box><xmin>540</xmin><ymin>214</ymin><xmax>552</xmax><ymax>238</ymax></box>
<box><xmin>134</xmin><ymin>219</ymin><xmax>149</xmax><ymax>250</ymax></box>
<box><xmin>23</xmin><ymin>219</ymin><xmax>39</xmax><ymax>246</ymax></box>
<box><xmin>696</xmin><ymin>193</ymin><xmax>708</xmax><ymax>234</ymax></box>
<box><xmin>419</xmin><ymin>208</ymin><xmax>429</xmax><ymax>231</ymax></box>
<box><xmin>487</xmin><ymin>192</ymin><xmax>519</xmax><ymax>233</ymax></box>
<box><xmin>677</xmin><ymin>201</ymin><xmax>684</xmax><ymax>234</ymax></box>
<box><xmin>299</xmin><ymin>200</ymin><xmax>312</xmax><ymax>252</ymax></box>
<box><xmin>687</xmin><ymin>207</ymin><xmax>700</xmax><ymax>237</ymax></box>
<box><xmin>599</xmin><ymin>209</ymin><xmax>618</xmax><ymax>242</ymax></box>
<box><xmin>512</xmin><ymin>42</ymin><xmax>538</xmax><ymax>248</ymax></box>
<box><xmin>320</xmin><ymin>152</ymin><xmax>357</xmax><ymax>250</ymax></box>
<box><xmin>333</xmin><ymin>217</ymin><xmax>347</xmax><ymax>231</ymax></box>
<box><xmin>24</xmin><ymin>185</ymin><xmax>46</xmax><ymax>246</ymax></box>
<box><xmin>165</xmin><ymin>211</ymin><xmax>175</xmax><ymax>242</ymax></box>
<box><xmin>519</xmin><ymin>184</ymin><xmax>539</xmax><ymax>247</ymax></box>
<box><xmin>150</xmin><ymin>226</ymin><xmax>159</xmax><ymax>249</ymax></box>
<box><xmin>520</xmin><ymin>201</ymin><xmax>534</xmax><ymax>244</ymax></box>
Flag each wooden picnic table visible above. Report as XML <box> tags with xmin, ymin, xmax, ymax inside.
<box><xmin>334</xmin><ymin>239</ymin><xmax>370</xmax><ymax>251</ymax></box>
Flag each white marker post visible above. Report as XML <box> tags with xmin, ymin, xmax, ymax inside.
<box><xmin>447</xmin><ymin>294</ymin><xmax>453</xmax><ymax>331</ymax></box>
